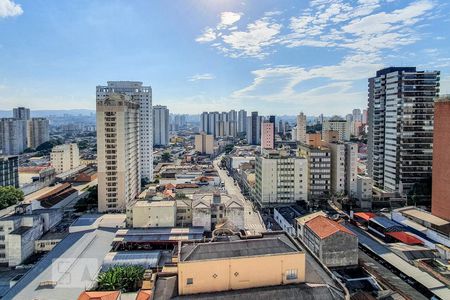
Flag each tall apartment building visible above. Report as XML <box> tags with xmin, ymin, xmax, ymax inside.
<box><xmin>352</xmin><ymin>109</ymin><xmax>362</xmax><ymax>122</ymax></box>
<box><xmin>246</xmin><ymin>112</ymin><xmax>261</xmax><ymax>145</ymax></box>
<box><xmin>50</xmin><ymin>143</ymin><xmax>80</xmax><ymax>174</ymax></box>
<box><xmin>322</xmin><ymin>119</ymin><xmax>350</xmax><ymax>141</ymax></box>
<box><xmin>298</xmin><ymin>144</ymin><xmax>331</xmax><ymax>201</ymax></box>
<box><xmin>432</xmin><ymin>95</ymin><xmax>450</xmax><ymax>221</ymax></box>
<box><xmin>153</xmin><ymin>105</ymin><xmax>169</xmax><ymax>146</ymax></box>
<box><xmin>200</xmin><ymin>112</ymin><xmax>209</xmax><ymax>133</ymax></box>
<box><xmin>255</xmin><ymin>150</ymin><xmax>308</xmax><ymax>208</ymax></box>
<box><xmin>13</xmin><ymin>107</ymin><xmax>30</xmax><ymax>121</ymax></box>
<box><xmin>27</xmin><ymin>118</ymin><xmax>50</xmax><ymax>149</ymax></box>
<box><xmin>296</xmin><ymin>113</ymin><xmax>307</xmax><ymax>143</ymax></box>
<box><xmin>195</xmin><ymin>133</ymin><xmax>214</xmax><ymax>155</ymax></box>
<box><xmin>96</xmin><ymin>81</ymin><xmax>153</xmax><ymax>181</ymax></box>
<box><xmin>238</xmin><ymin>110</ymin><xmax>247</xmax><ymax>133</ymax></box>
<box><xmin>367</xmin><ymin>67</ymin><xmax>440</xmax><ymax>194</ymax></box>
<box><xmin>327</xmin><ymin>142</ymin><xmax>357</xmax><ymax>197</ymax></box>
<box><xmin>0</xmin><ymin>156</ymin><xmax>19</xmax><ymax>188</ymax></box>
<box><xmin>229</xmin><ymin>110</ymin><xmax>237</xmax><ymax>122</ymax></box>
<box><xmin>96</xmin><ymin>93</ymin><xmax>140</xmax><ymax>213</ymax></box>
<box><xmin>261</xmin><ymin>122</ymin><xmax>275</xmax><ymax>150</ymax></box>
<box><xmin>0</xmin><ymin>118</ymin><xmax>27</xmax><ymax>155</ymax></box>
<box><xmin>208</xmin><ymin>112</ymin><xmax>219</xmax><ymax>137</ymax></box>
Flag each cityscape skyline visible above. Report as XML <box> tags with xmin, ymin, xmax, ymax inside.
<box><xmin>1</xmin><ymin>0</ymin><xmax>450</xmax><ymax>114</ymax></box>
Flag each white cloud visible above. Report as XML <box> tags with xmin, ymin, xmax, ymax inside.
<box><xmin>188</xmin><ymin>73</ymin><xmax>215</xmax><ymax>82</ymax></box>
<box><xmin>197</xmin><ymin>0</ymin><xmax>435</xmax><ymax>59</ymax></box>
<box><xmin>195</xmin><ymin>27</ymin><xmax>217</xmax><ymax>43</ymax></box>
<box><xmin>221</xmin><ymin>18</ymin><xmax>282</xmax><ymax>58</ymax></box>
<box><xmin>0</xmin><ymin>0</ymin><xmax>23</xmax><ymax>18</ymax></box>
<box><xmin>218</xmin><ymin>12</ymin><xmax>242</xmax><ymax>28</ymax></box>
<box><xmin>232</xmin><ymin>53</ymin><xmax>382</xmax><ymax>102</ymax></box>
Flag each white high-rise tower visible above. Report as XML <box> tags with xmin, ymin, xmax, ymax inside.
<box><xmin>96</xmin><ymin>81</ymin><xmax>153</xmax><ymax>181</ymax></box>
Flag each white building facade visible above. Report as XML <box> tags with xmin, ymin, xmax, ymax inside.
<box><xmin>96</xmin><ymin>81</ymin><xmax>153</xmax><ymax>181</ymax></box>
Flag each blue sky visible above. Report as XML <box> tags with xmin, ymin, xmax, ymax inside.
<box><xmin>0</xmin><ymin>0</ymin><xmax>449</xmax><ymax>115</ymax></box>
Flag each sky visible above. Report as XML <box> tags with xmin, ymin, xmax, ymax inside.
<box><xmin>0</xmin><ymin>0</ymin><xmax>449</xmax><ymax>115</ymax></box>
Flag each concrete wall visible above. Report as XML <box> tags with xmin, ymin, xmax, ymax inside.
<box><xmin>320</xmin><ymin>231</ymin><xmax>358</xmax><ymax>267</ymax></box>
<box><xmin>178</xmin><ymin>253</ymin><xmax>305</xmax><ymax>295</ymax></box>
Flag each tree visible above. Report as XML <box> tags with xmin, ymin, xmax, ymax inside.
<box><xmin>0</xmin><ymin>186</ymin><xmax>24</xmax><ymax>209</ymax></box>
<box><xmin>74</xmin><ymin>185</ymin><xmax>98</xmax><ymax>212</ymax></box>
<box><xmin>224</xmin><ymin>144</ymin><xmax>234</xmax><ymax>154</ymax></box>
<box><xmin>161</xmin><ymin>152</ymin><xmax>171</xmax><ymax>162</ymax></box>
<box><xmin>35</xmin><ymin>139</ymin><xmax>63</xmax><ymax>152</ymax></box>
<box><xmin>97</xmin><ymin>266</ymin><xmax>145</xmax><ymax>293</ymax></box>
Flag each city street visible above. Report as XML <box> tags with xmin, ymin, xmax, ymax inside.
<box><xmin>213</xmin><ymin>156</ymin><xmax>266</xmax><ymax>234</ymax></box>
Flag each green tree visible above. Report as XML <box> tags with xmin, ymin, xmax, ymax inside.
<box><xmin>97</xmin><ymin>266</ymin><xmax>145</xmax><ymax>292</ymax></box>
<box><xmin>161</xmin><ymin>152</ymin><xmax>171</xmax><ymax>162</ymax></box>
<box><xmin>0</xmin><ymin>186</ymin><xmax>24</xmax><ymax>209</ymax></box>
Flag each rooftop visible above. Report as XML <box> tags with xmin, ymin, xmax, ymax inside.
<box><xmin>397</xmin><ymin>207</ymin><xmax>450</xmax><ymax>227</ymax></box>
<box><xmin>306</xmin><ymin>216</ymin><xmax>355</xmax><ymax>239</ymax></box>
<box><xmin>180</xmin><ymin>232</ymin><xmax>301</xmax><ymax>261</ymax></box>
<box><xmin>296</xmin><ymin>211</ymin><xmax>327</xmax><ymax>226</ymax></box>
<box><xmin>276</xmin><ymin>206</ymin><xmax>303</xmax><ymax>224</ymax></box>
<box><xmin>78</xmin><ymin>291</ymin><xmax>121</xmax><ymax>300</ymax></box>
<box><xmin>174</xmin><ymin>283</ymin><xmax>337</xmax><ymax>300</ymax></box>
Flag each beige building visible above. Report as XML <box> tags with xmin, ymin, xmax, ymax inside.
<box><xmin>177</xmin><ymin>232</ymin><xmax>306</xmax><ymax>296</ymax></box>
<box><xmin>126</xmin><ymin>200</ymin><xmax>176</xmax><ymax>228</ymax></box>
<box><xmin>322</xmin><ymin>119</ymin><xmax>350</xmax><ymax>141</ymax></box>
<box><xmin>97</xmin><ymin>93</ymin><xmax>141</xmax><ymax>213</ymax></box>
<box><xmin>27</xmin><ymin>118</ymin><xmax>50</xmax><ymax>149</ymax></box>
<box><xmin>296</xmin><ymin>112</ymin><xmax>307</xmax><ymax>143</ymax></box>
<box><xmin>194</xmin><ymin>133</ymin><xmax>214</xmax><ymax>155</ymax></box>
<box><xmin>255</xmin><ymin>150</ymin><xmax>308</xmax><ymax>207</ymax></box>
<box><xmin>327</xmin><ymin>142</ymin><xmax>357</xmax><ymax>196</ymax></box>
<box><xmin>50</xmin><ymin>143</ymin><xmax>80</xmax><ymax>174</ymax></box>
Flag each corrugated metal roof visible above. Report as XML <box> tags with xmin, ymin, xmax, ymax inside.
<box><xmin>370</xmin><ymin>217</ymin><xmax>404</xmax><ymax>230</ymax></box>
<box><xmin>102</xmin><ymin>251</ymin><xmax>161</xmax><ymax>271</ymax></box>
<box><xmin>386</xmin><ymin>232</ymin><xmax>423</xmax><ymax>245</ymax></box>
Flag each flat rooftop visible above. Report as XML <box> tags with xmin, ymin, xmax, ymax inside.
<box><xmin>180</xmin><ymin>232</ymin><xmax>301</xmax><ymax>261</ymax></box>
<box><xmin>399</xmin><ymin>207</ymin><xmax>450</xmax><ymax>226</ymax></box>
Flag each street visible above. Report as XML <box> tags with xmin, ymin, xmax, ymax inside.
<box><xmin>213</xmin><ymin>156</ymin><xmax>266</xmax><ymax>234</ymax></box>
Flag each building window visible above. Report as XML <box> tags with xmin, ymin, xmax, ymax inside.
<box><xmin>186</xmin><ymin>278</ymin><xmax>193</xmax><ymax>285</ymax></box>
<box><xmin>286</xmin><ymin>269</ymin><xmax>298</xmax><ymax>280</ymax></box>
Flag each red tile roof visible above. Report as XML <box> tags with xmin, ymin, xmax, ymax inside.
<box><xmin>354</xmin><ymin>212</ymin><xmax>377</xmax><ymax>221</ymax></box>
<box><xmin>175</xmin><ymin>183</ymin><xmax>199</xmax><ymax>189</ymax></box>
<box><xmin>386</xmin><ymin>232</ymin><xmax>423</xmax><ymax>245</ymax></box>
<box><xmin>78</xmin><ymin>291</ymin><xmax>121</xmax><ymax>300</ymax></box>
<box><xmin>306</xmin><ymin>216</ymin><xmax>355</xmax><ymax>239</ymax></box>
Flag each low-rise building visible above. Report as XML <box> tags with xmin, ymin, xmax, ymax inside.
<box><xmin>192</xmin><ymin>193</ymin><xmax>244</xmax><ymax>232</ymax></box>
<box><xmin>255</xmin><ymin>150</ymin><xmax>308</xmax><ymax>208</ymax></box>
<box><xmin>356</xmin><ymin>175</ymin><xmax>373</xmax><ymax>209</ymax></box>
<box><xmin>177</xmin><ymin>232</ymin><xmax>306</xmax><ymax>296</ymax></box>
<box><xmin>126</xmin><ymin>200</ymin><xmax>177</xmax><ymax>228</ymax></box>
<box><xmin>303</xmin><ymin>215</ymin><xmax>358</xmax><ymax>267</ymax></box>
<box><xmin>0</xmin><ymin>208</ymin><xmax>62</xmax><ymax>267</ymax></box>
<box><xmin>295</xmin><ymin>211</ymin><xmax>327</xmax><ymax>240</ymax></box>
<box><xmin>274</xmin><ymin>206</ymin><xmax>303</xmax><ymax>235</ymax></box>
